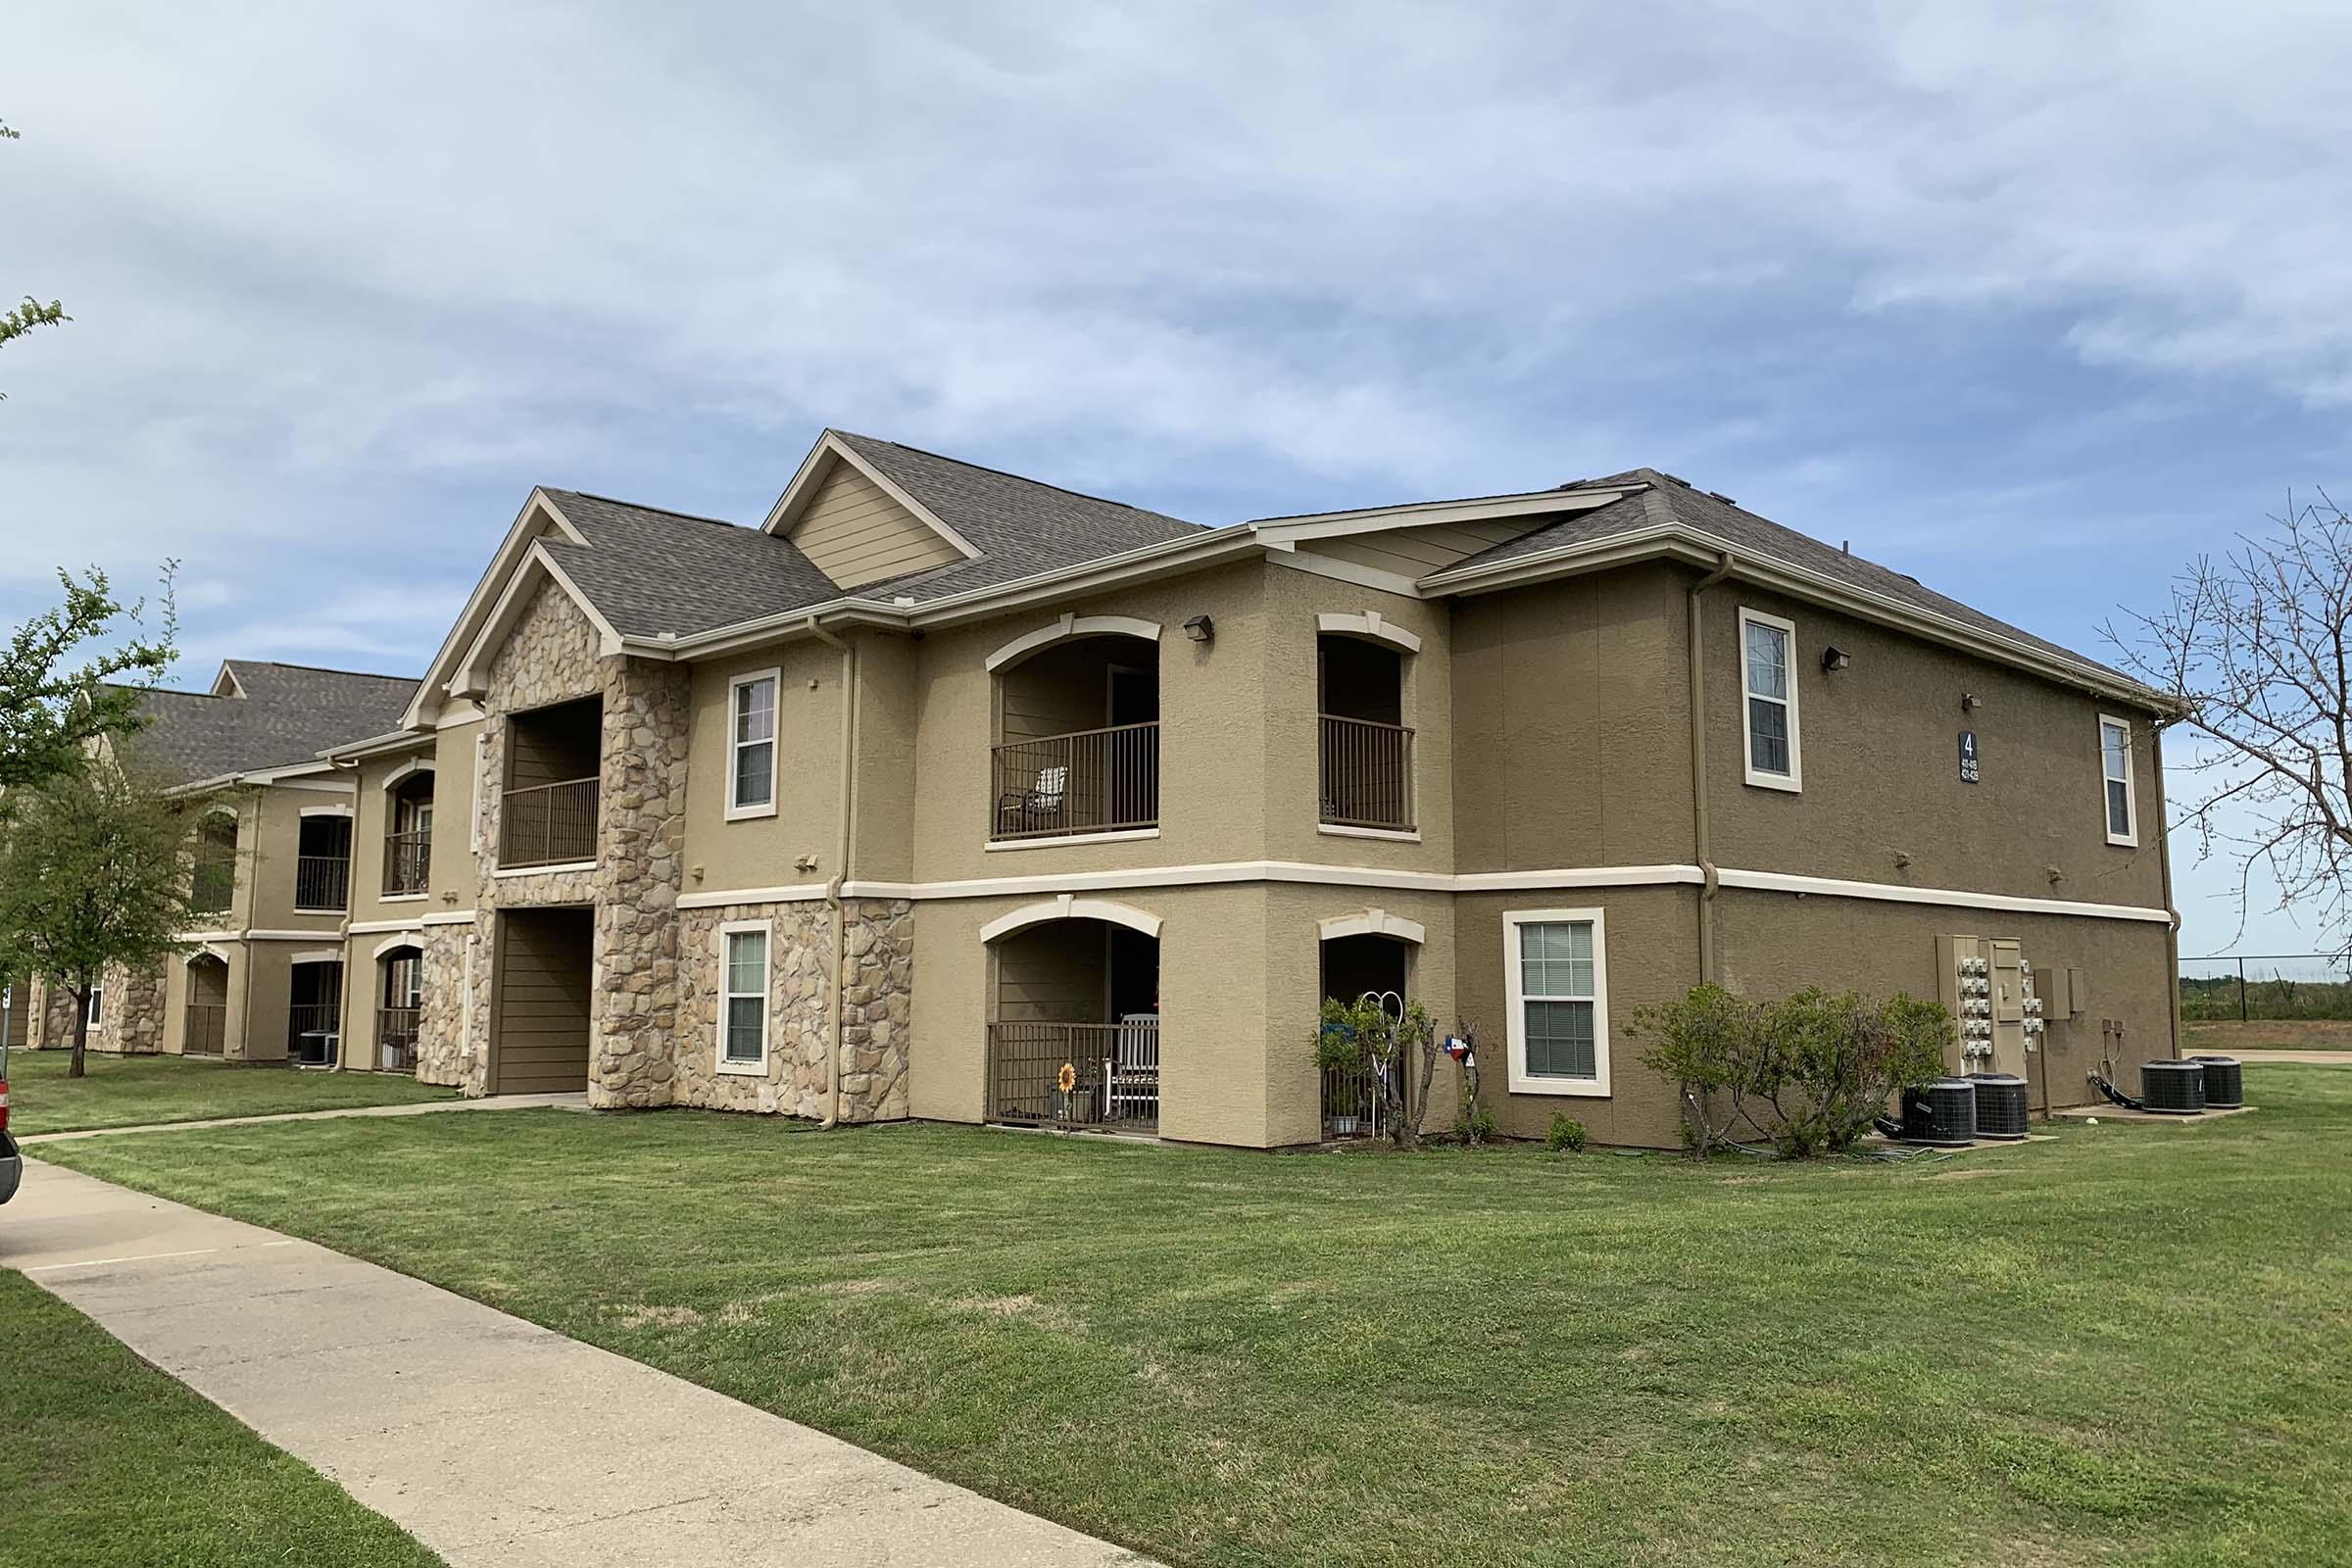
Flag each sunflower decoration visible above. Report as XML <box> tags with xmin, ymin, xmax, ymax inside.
<box><xmin>1056</xmin><ymin>1061</ymin><xmax>1078</xmax><ymax>1095</ymax></box>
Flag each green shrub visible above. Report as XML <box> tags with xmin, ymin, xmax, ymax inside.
<box><xmin>1454</xmin><ymin>1101</ymin><xmax>1498</xmax><ymax>1144</ymax></box>
<box><xmin>1631</xmin><ymin>984</ymin><xmax>1949</xmax><ymax>1159</ymax></box>
<box><xmin>1545</xmin><ymin>1114</ymin><xmax>1587</xmax><ymax>1152</ymax></box>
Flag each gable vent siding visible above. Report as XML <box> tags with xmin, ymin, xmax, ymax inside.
<box><xmin>1313</xmin><ymin>517</ymin><xmax>1543</xmax><ymax>578</ymax></box>
<box><xmin>789</xmin><ymin>465</ymin><xmax>962</xmax><ymax>590</ymax></box>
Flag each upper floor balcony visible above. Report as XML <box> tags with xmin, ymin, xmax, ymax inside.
<box><xmin>190</xmin><ymin>811</ymin><xmax>237</xmax><ymax>915</ymax></box>
<box><xmin>293</xmin><ymin>811</ymin><xmax>353</xmax><ymax>912</ymax></box>
<box><xmin>382</xmin><ymin>766</ymin><xmax>435</xmax><ymax>896</ymax></box>
<box><xmin>500</xmin><ymin>695</ymin><xmax>602</xmax><ymax>869</ymax></box>
<box><xmin>1317</xmin><ymin>630</ymin><xmax>1414</xmax><ymax>834</ymax></box>
<box><xmin>989</xmin><ymin>629</ymin><xmax>1159</xmax><ymax>845</ymax></box>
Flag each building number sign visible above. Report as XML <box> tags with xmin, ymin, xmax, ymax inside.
<box><xmin>1958</xmin><ymin>729</ymin><xmax>1981</xmax><ymax>784</ymax></box>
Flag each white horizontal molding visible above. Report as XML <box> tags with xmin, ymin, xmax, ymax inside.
<box><xmin>247</xmin><ymin>927</ymin><xmax>350</xmax><ymax>942</ymax></box>
<box><xmin>378</xmin><ymin>893</ymin><xmax>429</xmax><ymax>905</ymax></box>
<box><xmin>985</xmin><ymin>828</ymin><xmax>1159</xmax><ymax>853</ymax></box>
<box><xmin>1713</xmin><ymin>868</ymin><xmax>2176</xmax><ymax>924</ymax></box>
<box><xmin>492</xmin><ymin>860</ymin><xmax>598</xmax><ymax>879</ymax></box>
<box><xmin>677</xmin><ymin>881</ymin><xmax>831</xmax><ymax>910</ymax></box>
<box><xmin>420</xmin><ymin>909</ymin><xmax>480</xmax><ymax>926</ymax></box>
<box><xmin>1317</xmin><ymin>823</ymin><xmax>1422</xmax><ymax>843</ymax></box>
<box><xmin>348</xmin><ymin>918</ymin><xmax>427</xmax><ymax>936</ymax></box>
<box><xmin>984</xmin><ymin>612</ymin><xmax>1161</xmax><ymax>673</ymax></box>
<box><xmin>835</xmin><ymin>859</ymin><xmax>2169</xmax><ymax>923</ymax></box>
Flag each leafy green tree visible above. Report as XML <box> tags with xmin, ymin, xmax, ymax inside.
<box><xmin>0</xmin><ymin>118</ymin><xmax>70</xmax><ymax>397</ymax></box>
<box><xmin>0</xmin><ymin>763</ymin><xmax>201</xmax><ymax>1078</ymax></box>
<box><xmin>0</xmin><ymin>566</ymin><xmax>176</xmax><ymax>794</ymax></box>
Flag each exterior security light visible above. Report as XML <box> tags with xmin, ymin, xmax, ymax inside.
<box><xmin>1182</xmin><ymin>614</ymin><xmax>1214</xmax><ymax>644</ymax></box>
<box><xmin>1961</xmin><ymin>691</ymin><xmax>1984</xmax><ymax>711</ymax></box>
<box><xmin>1820</xmin><ymin>646</ymin><xmax>1851</xmax><ymax>672</ymax></box>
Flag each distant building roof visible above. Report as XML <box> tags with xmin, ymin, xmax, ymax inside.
<box><xmin>114</xmin><ymin>661</ymin><xmax>418</xmax><ymax>784</ymax></box>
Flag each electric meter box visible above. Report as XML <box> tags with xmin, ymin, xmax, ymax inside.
<box><xmin>1936</xmin><ymin>934</ymin><xmax>2039</xmax><ymax>1078</ymax></box>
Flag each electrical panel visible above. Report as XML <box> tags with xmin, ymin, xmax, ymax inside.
<box><xmin>1936</xmin><ymin>934</ymin><xmax>2042</xmax><ymax>1077</ymax></box>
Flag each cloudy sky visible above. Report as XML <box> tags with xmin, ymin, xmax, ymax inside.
<box><xmin>6</xmin><ymin>0</ymin><xmax>2350</xmax><ymax>957</ymax></box>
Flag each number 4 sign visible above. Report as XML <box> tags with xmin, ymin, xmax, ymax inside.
<box><xmin>1958</xmin><ymin>729</ymin><xmax>1981</xmax><ymax>784</ymax></box>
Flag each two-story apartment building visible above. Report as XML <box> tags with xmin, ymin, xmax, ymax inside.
<box><xmin>20</xmin><ymin>662</ymin><xmax>418</xmax><ymax>1063</ymax></box>
<box><xmin>318</xmin><ymin>430</ymin><xmax>2180</xmax><ymax>1149</ymax></box>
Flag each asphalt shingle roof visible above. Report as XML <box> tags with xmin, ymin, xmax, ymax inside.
<box><xmin>1442</xmin><ymin>469</ymin><xmax>2127</xmax><ymax>679</ymax></box>
<box><xmin>115</xmin><ymin>662</ymin><xmax>418</xmax><ymax>784</ymax></box>
<box><xmin>539</xmin><ymin>489</ymin><xmax>842</xmax><ymax>640</ymax></box>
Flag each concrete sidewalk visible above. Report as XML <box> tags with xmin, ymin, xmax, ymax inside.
<box><xmin>3</xmin><ymin>1160</ymin><xmax>1146</xmax><ymax>1567</ymax></box>
<box><xmin>2226</xmin><ymin>1050</ymin><xmax>2352</xmax><ymax>1065</ymax></box>
<box><xmin>17</xmin><ymin>1089</ymin><xmax>590</xmax><ymax>1145</ymax></box>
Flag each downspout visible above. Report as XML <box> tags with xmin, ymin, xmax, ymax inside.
<box><xmin>2152</xmin><ymin>722</ymin><xmax>2184</xmax><ymax>1060</ymax></box>
<box><xmin>806</xmin><ymin>616</ymin><xmax>859</xmax><ymax>1129</ymax></box>
<box><xmin>1688</xmin><ymin>552</ymin><xmax>1735</xmax><ymax>986</ymax></box>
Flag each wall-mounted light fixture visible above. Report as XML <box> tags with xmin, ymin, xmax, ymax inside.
<box><xmin>1182</xmin><ymin>614</ymin><xmax>1214</xmax><ymax>644</ymax></box>
<box><xmin>1961</xmin><ymin>692</ymin><xmax>1984</xmax><ymax>711</ymax></box>
<box><xmin>1820</xmin><ymin>645</ymin><xmax>1852</xmax><ymax>672</ymax></box>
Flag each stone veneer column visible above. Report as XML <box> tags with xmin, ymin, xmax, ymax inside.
<box><xmin>415</xmin><ymin>923</ymin><xmax>481</xmax><ymax>1092</ymax></box>
<box><xmin>98</xmin><ymin>960</ymin><xmax>168</xmax><ymax>1054</ymax></box>
<box><xmin>586</xmin><ymin>653</ymin><xmax>692</xmax><ymax>1108</ymax></box>
<box><xmin>838</xmin><ymin>898</ymin><xmax>914</xmax><ymax>1120</ymax></box>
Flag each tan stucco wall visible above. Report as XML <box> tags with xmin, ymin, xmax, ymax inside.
<box><xmin>680</xmin><ymin>639</ymin><xmax>846</xmax><ymax>897</ymax></box>
<box><xmin>906</xmin><ymin>564</ymin><xmax>1274</xmax><ymax>884</ymax></box>
<box><xmin>1696</xmin><ymin>578</ymin><xmax>2171</xmax><ymax>909</ymax></box>
<box><xmin>345</xmin><ymin>744</ymin><xmax>439</xmax><ymax>928</ymax></box>
<box><xmin>243</xmin><ymin>783</ymin><xmax>357</xmax><ymax>929</ymax></box>
<box><xmin>907</xmin><ymin>878</ymin><xmax>1464</xmax><ymax>1150</ymax></box>
<box><xmin>1450</xmin><ymin>564</ymin><xmax>1694</xmax><ymax>871</ymax></box>
<box><xmin>430</xmin><ymin>715</ymin><xmax>486</xmax><ymax>907</ymax></box>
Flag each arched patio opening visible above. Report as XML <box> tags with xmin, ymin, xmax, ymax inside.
<box><xmin>984</xmin><ymin>905</ymin><xmax>1160</xmax><ymax>1131</ymax></box>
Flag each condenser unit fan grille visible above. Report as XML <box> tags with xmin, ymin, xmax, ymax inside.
<box><xmin>2188</xmin><ymin>1054</ymin><xmax>2244</xmax><ymax>1108</ymax></box>
<box><xmin>1967</xmin><ymin>1073</ymin><xmax>2031</xmax><ymax>1139</ymax></box>
<box><xmin>2140</xmin><ymin>1059</ymin><xmax>2208</xmax><ymax>1114</ymax></box>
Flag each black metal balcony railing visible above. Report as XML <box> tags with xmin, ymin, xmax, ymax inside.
<box><xmin>183</xmin><ymin>1002</ymin><xmax>226</xmax><ymax>1057</ymax></box>
<box><xmin>383</xmin><ymin>829</ymin><xmax>431</xmax><ymax>896</ymax></box>
<box><xmin>1318</xmin><ymin>714</ymin><xmax>1416</xmax><ymax>832</ymax></box>
<box><xmin>293</xmin><ymin>855</ymin><xmax>351</xmax><ymax>911</ymax></box>
<box><xmin>500</xmin><ymin>777</ymin><xmax>598</xmax><ymax>868</ymax></box>
<box><xmin>376</xmin><ymin>1004</ymin><xmax>420</xmax><ymax>1073</ymax></box>
<box><xmin>191</xmin><ymin>858</ymin><xmax>235</xmax><ymax>915</ymax></box>
<box><xmin>987</xmin><ymin>1018</ymin><xmax>1160</xmax><ymax>1130</ymax></box>
<box><xmin>288</xmin><ymin>1002</ymin><xmax>339</xmax><ymax>1066</ymax></box>
<box><xmin>990</xmin><ymin>721</ymin><xmax>1159</xmax><ymax>841</ymax></box>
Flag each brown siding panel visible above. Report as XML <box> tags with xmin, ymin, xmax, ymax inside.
<box><xmin>790</xmin><ymin>464</ymin><xmax>963</xmax><ymax>590</ymax></box>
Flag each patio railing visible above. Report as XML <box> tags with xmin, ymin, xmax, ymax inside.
<box><xmin>376</xmin><ymin>1004</ymin><xmax>420</xmax><ymax>1073</ymax></box>
<box><xmin>988</xmin><ymin>1018</ymin><xmax>1159</xmax><ymax>1130</ymax></box>
<box><xmin>1318</xmin><ymin>714</ymin><xmax>1415</xmax><ymax>831</ymax></box>
<box><xmin>991</xmin><ymin>721</ymin><xmax>1159</xmax><ymax>841</ymax></box>
<box><xmin>383</xmin><ymin>829</ymin><xmax>431</xmax><ymax>896</ymax></box>
<box><xmin>183</xmin><ymin>1002</ymin><xmax>226</xmax><ymax>1057</ymax></box>
<box><xmin>288</xmin><ymin>1002</ymin><xmax>339</xmax><ymax>1066</ymax></box>
<box><xmin>500</xmin><ymin>777</ymin><xmax>599</xmax><ymax>868</ymax></box>
<box><xmin>293</xmin><ymin>854</ymin><xmax>351</xmax><ymax>911</ymax></box>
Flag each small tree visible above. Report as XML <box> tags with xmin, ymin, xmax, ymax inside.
<box><xmin>1312</xmin><ymin>994</ymin><xmax>1439</xmax><ymax>1149</ymax></box>
<box><xmin>0</xmin><ymin>565</ymin><xmax>176</xmax><ymax>796</ymax></box>
<box><xmin>1632</xmin><ymin>984</ymin><xmax>1950</xmax><ymax>1159</ymax></box>
<box><xmin>2106</xmin><ymin>493</ymin><xmax>2352</xmax><ymax>946</ymax></box>
<box><xmin>0</xmin><ymin>763</ymin><xmax>201</xmax><ymax>1077</ymax></box>
<box><xmin>2</xmin><ymin>117</ymin><xmax>72</xmax><ymax>400</ymax></box>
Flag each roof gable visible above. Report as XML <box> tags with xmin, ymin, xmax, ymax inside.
<box><xmin>776</xmin><ymin>458</ymin><xmax>964</xmax><ymax>590</ymax></box>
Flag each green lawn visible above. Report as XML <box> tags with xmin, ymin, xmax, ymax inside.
<box><xmin>35</xmin><ymin>1069</ymin><xmax>2352</xmax><ymax>1568</ymax></box>
<box><xmin>1</xmin><ymin>1049</ymin><xmax>456</xmax><ymax>1135</ymax></box>
<box><xmin>0</xmin><ymin>1269</ymin><xmax>441</xmax><ymax>1566</ymax></box>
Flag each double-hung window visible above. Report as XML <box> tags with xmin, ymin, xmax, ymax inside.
<box><xmin>1504</xmin><ymin>909</ymin><xmax>1610</xmax><ymax>1097</ymax></box>
<box><xmin>717</xmin><ymin>921</ymin><xmax>770</xmax><ymax>1073</ymax></box>
<box><xmin>1739</xmin><ymin>608</ymin><xmax>1800</xmax><ymax>790</ymax></box>
<box><xmin>727</xmin><ymin>669</ymin><xmax>780</xmax><ymax>819</ymax></box>
<box><xmin>86</xmin><ymin>981</ymin><xmax>104</xmax><ymax>1028</ymax></box>
<box><xmin>2099</xmin><ymin>715</ymin><xmax>2137</xmax><ymax>846</ymax></box>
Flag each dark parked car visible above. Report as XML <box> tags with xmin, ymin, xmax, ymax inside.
<box><xmin>0</xmin><ymin>1060</ymin><xmax>19</xmax><ymax>1204</ymax></box>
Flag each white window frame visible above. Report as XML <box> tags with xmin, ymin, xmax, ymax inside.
<box><xmin>1502</xmin><ymin>907</ymin><xmax>1611</xmax><ymax>1098</ymax></box>
<box><xmin>2099</xmin><ymin>713</ymin><xmax>2138</xmax><ymax>847</ymax></box>
<box><xmin>725</xmin><ymin>668</ymin><xmax>781</xmax><ymax>821</ymax></box>
<box><xmin>714</xmin><ymin>918</ymin><xmax>772</xmax><ymax>1075</ymax></box>
<box><xmin>86</xmin><ymin>980</ymin><xmax>104</xmax><ymax>1028</ymax></box>
<box><xmin>1738</xmin><ymin>607</ymin><xmax>1800</xmax><ymax>792</ymax></box>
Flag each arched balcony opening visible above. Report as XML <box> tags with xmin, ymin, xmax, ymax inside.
<box><xmin>183</xmin><ymin>953</ymin><xmax>229</xmax><ymax>1056</ymax></box>
<box><xmin>990</xmin><ymin>630</ymin><xmax>1159</xmax><ymax>842</ymax></box>
<box><xmin>1317</xmin><ymin>631</ymin><xmax>1414</xmax><ymax>833</ymax></box>
<box><xmin>984</xmin><ymin>906</ymin><xmax>1161</xmax><ymax>1131</ymax></box>
<box><xmin>383</xmin><ymin>769</ymin><xmax>435</xmax><ymax>896</ymax></box>
<box><xmin>375</xmin><ymin>945</ymin><xmax>423</xmax><ymax>1072</ymax></box>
